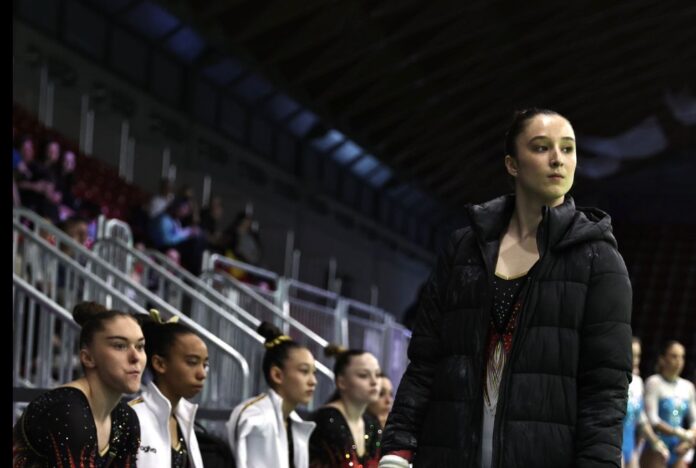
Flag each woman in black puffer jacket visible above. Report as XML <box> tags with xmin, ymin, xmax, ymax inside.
<box><xmin>379</xmin><ymin>108</ymin><xmax>632</xmax><ymax>468</ymax></box>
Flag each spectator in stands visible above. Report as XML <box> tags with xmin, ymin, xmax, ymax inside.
<box><xmin>623</xmin><ymin>337</ymin><xmax>669</xmax><ymax>467</ymax></box>
<box><xmin>149</xmin><ymin>196</ymin><xmax>207</xmax><ymax>275</ymax></box>
<box><xmin>200</xmin><ymin>194</ymin><xmax>225</xmax><ymax>252</ymax></box>
<box><xmin>368</xmin><ymin>375</ymin><xmax>394</xmax><ymax>430</ymax></box>
<box><xmin>227</xmin><ymin>321</ymin><xmax>317</xmax><ymax>468</ymax></box>
<box><xmin>642</xmin><ymin>340</ymin><xmax>695</xmax><ymax>468</ymax></box>
<box><xmin>56</xmin><ymin>217</ymin><xmax>89</xmax><ymax>261</ymax></box>
<box><xmin>41</xmin><ymin>138</ymin><xmax>61</xmax><ymax>175</ymax></box>
<box><xmin>219</xmin><ymin>210</ymin><xmax>264</xmax><ymax>283</ymax></box>
<box><xmin>176</xmin><ymin>184</ymin><xmax>200</xmax><ymax>227</ymax></box>
<box><xmin>309</xmin><ymin>345</ymin><xmax>382</xmax><ymax>468</ymax></box>
<box><xmin>60</xmin><ymin>216</ymin><xmax>88</xmax><ymax>245</ymax></box>
<box><xmin>131</xmin><ymin>310</ymin><xmax>208</xmax><ymax>468</ymax></box>
<box><xmin>55</xmin><ymin>149</ymin><xmax>77</xmax><ymax>214</ymax></box>
<box><xmin>13</xmin><ymin>302</ymin><xmax>144</xmax><ymax>466</ymax></box>
<box><xmin>12</xmin><ymin>126</ymin><xmax>24</xmax><ymax>171</ymax></box>
<box><xmin>148</xmin><ymin>177</ymin><xmax>175</xmax><ymax>219</ymax></box>
<box><xmin>379</xmin><ymin>108</ymin><xmax>632</xmax><ymax>468</ymax></box>
<box><xmin>76</xmin><ymin>200</ymin><xmax>102</xmax><ymax>248</ymax></box>
<box><xmin>14</xmin><ymin>135</ymin><xmax>49</xmax><ymax>215</ymax></box>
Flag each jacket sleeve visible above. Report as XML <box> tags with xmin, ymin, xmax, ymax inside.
<box><xmin>575</xmin><ymin>242</ymin><xmax>633</xmax><ymax>467</ymax></box>
<box><xmin>227</xmin><ymin>405</ymin><xmax>267</xmax><ymax>468</ymax></box>
<box><xmin>380</xmin><ymin>230</ymin><xmax>462</xmax><ymax>454</ymax></box>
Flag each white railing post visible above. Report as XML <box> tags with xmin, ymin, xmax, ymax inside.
<box><xmin>291</xmin><ymin>249</ymin><xmax>301</xmax><ymax>281</ymax></box>
<box><xmin>370</xmin><ymin>285</ymin><xmax>379</xmax><ymax>307</ymax></box>
<box><xmin>284</xmin><ymin>230</ymin><xmax>295</xmax><ymax>278</ymax></box>
<box><xmin>382</xmin><ymin>313</ymin><xmax>395</xmax><ymax>380</ymax></box>
<box><xmin>79</xmin><ymin>94</ymin><xmax>89</xmax><ymax>153</ymax></box>
<box><xmin>202</xmin><ymin>174</ymin><xmax>211</xmax><ymax>208</ymax></box>
<box><xmin>274</xmin><ymin>277</ymin><xmax>291</xmax><ymax>335</ymax></box>
<box><xmin>161</xmin><ymin>147</ymin><xmax>171</xmax><ymax>179</ymax></box>
<box><xmin>334</xmin><ymin>298</ymin><xmax>350</xmax><ymax>347</ymax></box>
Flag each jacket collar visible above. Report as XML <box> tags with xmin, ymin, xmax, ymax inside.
<box><xmin>467</xmin><ymin>193</ymin><xmax>580</xmax><ymax>254</ymax></box>
<box><xmin>267</xmin><ymin>388</ymin><xmax>316</xmax><ymax>436</ymax></box>
<box><xmin>142</xmin><ymin>380</ymin><xmax>198</xmax><ymax>430</ymax></box>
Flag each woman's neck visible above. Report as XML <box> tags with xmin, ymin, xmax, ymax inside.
<box><xmin>75</xmin><ymin>375</ymin><xmax>122</xmax><ymax>422</ymax></box>
<box><xmin>511</xmin><ymin>190</ymin><xmax>564</xmax><ymax>240</ymax></box>
<box><xmin>337</xmin><ymin>397</ymin><xmax>367</xmax><ymax>423</ymax></box>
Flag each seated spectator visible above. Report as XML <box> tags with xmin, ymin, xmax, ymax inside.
<box><xmin>12</xmin><ymin>126</ymin><xmax>22</xmax><ymax>171</ymax></box>
<box><xmin>14</xmin><ymin>135</ymin><xmax>49</xmax><ymax>215</ymax></box>
<box><xmin>176</xmin><ymin>184</ymin><xmax>200</xmax><ymax>227</ymax></box>
<box><xmin>149</xmin><ymin>196</ymin><xmax>206</xmax><ymax>275</ymax></box>
<box><xmin>148</xmin><ymin>178</ymin><xmax>174</xmax><ymax>219</ymax></box>
<box><xmin>200</xmin><ymin>195</ymin><xmax>225</xmax><ymax>251</ymax></box>
<box><xmin>56</xmin><ymin>150</ymin><xmax>77</xmax><ymax>213</ymax></box>
<box><xmin>57</xmin><ymin>217</ymin><xmax>89</xmax><ymax>255</ymax></box>
<box><xmin>218</xmin><ymin>211</ymin><xmax>265</xmax><ymax>285</ymax></box>
<box><xmin>75</xmin><ymin>200</ymin><xmax>103</xmax><ymax>249</ymax></box>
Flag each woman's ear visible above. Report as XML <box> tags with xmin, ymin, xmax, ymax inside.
<box><xmin>504</xmin><ymin>155</ymin><xmax>518</xmax><ymax>177</ymax></box>
<box><xmin>80</xmin><ymin>348</ymin><xmax>96</xmax><ymax>369</ymax></box>
<box><xmin>270</xmin><ymin>365</ymin><xmax>284</xmax><ymax>387</ymax></box>
<box><xmin>151</xmin><ymin>354</ymin><xmax>167</xmax><ymax>375</ymax></box>
<box><xmin>336</xmin><ymin>374</ymin><xmax>347</xmax><ymax>394</ymax></box>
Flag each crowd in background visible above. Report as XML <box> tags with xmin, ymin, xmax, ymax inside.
<box><xmin>13</xmin><ymin>131</ymin><xmax>265</xmax><ymax>282</ymax></box>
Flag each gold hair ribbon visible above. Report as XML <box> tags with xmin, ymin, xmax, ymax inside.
<box><xmin>264</xmin><ymin>335</ymin><xmax>292</xmax><ymax>349</ymax></box>
<box><xmin>149</xmin><ymin>309</ymin><xmax>180</xmax><ymax>324</ymax></box>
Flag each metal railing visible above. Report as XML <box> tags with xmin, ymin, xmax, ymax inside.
<box><xmin>95</xmin><ymin>239</ymin><xmax>336</xmax><ymax>407</ymax></box>
<box><xmin>204</xmin><ymin>252</ymin><xmax>413</xmax><ymax>384</ymax></box>
<box><xmin>13</xmin><ymin>218</ymin><xmax>251</xmax><ymax>408</ymax></box>
<box><xmin>12</xmin><ymin>274</ymin><xmax>248</xmax><ymax>438</ymax></box>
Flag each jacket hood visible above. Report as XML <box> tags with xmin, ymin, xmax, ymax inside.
<box><xmin>466</xmin><ymin>194</ymin><xmax>617</xmax><ymax>252</ymax></box>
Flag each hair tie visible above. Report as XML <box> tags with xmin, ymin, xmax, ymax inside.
<box><xmin>264</xmin><ymin>335</ymin><xmax>291</xmax><ymax>349</ymax></box>
<box><xmin>149</xmin><ymin>309</ymin><xmax>180</xmax><ymax>324</ymax></box>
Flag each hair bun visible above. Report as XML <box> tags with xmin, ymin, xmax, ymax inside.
<box><xmin>72</xmin><ymin>301</ymin><xmax>108</xmax><ymax>326</ymax></box>
<box><xmin>324</xmin><ymin>343</ymin><xmax>348</xmax><ymax>358</ymax></box>
<box><xmin>256</xmin><ymin>321</ymin><xmax>283</xmax><ymax>343</ymax></box>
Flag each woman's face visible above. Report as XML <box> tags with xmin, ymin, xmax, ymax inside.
<box><xmin>83</xmin><ymin>316</ymin><xmax>146</xmax><ymax>395</ymax></box>
<box><xmin>337</xmin><ymin>352</ymin><xmax>382</xmax><ymax>405</ymax></box>
<box><xmin>660</xmin><ymin>343</ymin><xmax>685</xmax><ymax>378</ymax></box>
<box><xmin>63</xmin><ymin>151</ymin><xmax>76</xmax><ymax>172</ymax></box>
<box><xmin>506</xmin><ymin>114</ymin><xmax>577</xmax><ymax>206</ymax></box>
<box><xmin>46</xmin><ymin>142</ymin><xmax>60</xmax><ymax>163</ymax></box>
<box><xmin>368</xmin><ymin>376</ymin><xmax>394</xmax><ymax>420</ymax></box>
<box><xmin>154</xmin><ymin>333</ymin><xmax>209</xmax><ymax>400</ymax></box>
<box><xmin>275</xmin><ymin>347</ymin><xmax>317</xmax><ymax>407</ymax></box>
<box><xmin>21</xmin><ymin>139</ymin><xmax>34</xmax><ymax>162</ymax></box>
<box><xmin>632</xmin><ymin>341</ymin><xmax>642</xmax><ymax>372</ymax></box>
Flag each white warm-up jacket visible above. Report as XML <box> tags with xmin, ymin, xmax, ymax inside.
<box><xmin>226</xmin><ymin>388</ymin><xmax>316</xmax><ymax>468</ymax></box>
<box><xmin>129</xmin><ymin>380</ymin><xmax>204</xmax><ymax>468</ymax></box>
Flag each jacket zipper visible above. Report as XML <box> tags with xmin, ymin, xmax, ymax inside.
<box><xmin>491</xmin><ymin>207</ymin><xmax>550</xmax><ymax>468</ymax></box>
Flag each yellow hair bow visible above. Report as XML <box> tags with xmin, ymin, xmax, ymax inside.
<box><xmin>264</xmin><ymin>335</ymin><xmax>292</xmax><ymax>349</ymax></box>
<box><xmin>149</xmin><ymin>309</ymin><xmax>180</xmax><ymax>324</ymax></box>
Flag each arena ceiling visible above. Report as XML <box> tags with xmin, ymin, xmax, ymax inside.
<box><xmin>153</xmin><ymin>0</ymin><xmax>696</xmax><ymax>213</ymax></box>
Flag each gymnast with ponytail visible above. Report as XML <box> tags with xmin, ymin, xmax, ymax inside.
<box><xmin>129</xmin><ymin>309</ymin><xmax>209</xmax><ymax>468</ymax></box>
<box><xmin>227</xmin><ymin>321</ymin><xmax>318</xmax><ymax>468</ymax></box>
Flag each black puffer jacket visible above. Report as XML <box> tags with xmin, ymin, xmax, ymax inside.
<box><xmin>382</xmin><ymin>195</ymin><xmax>632</xmax><ymax>468</ymax></box>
